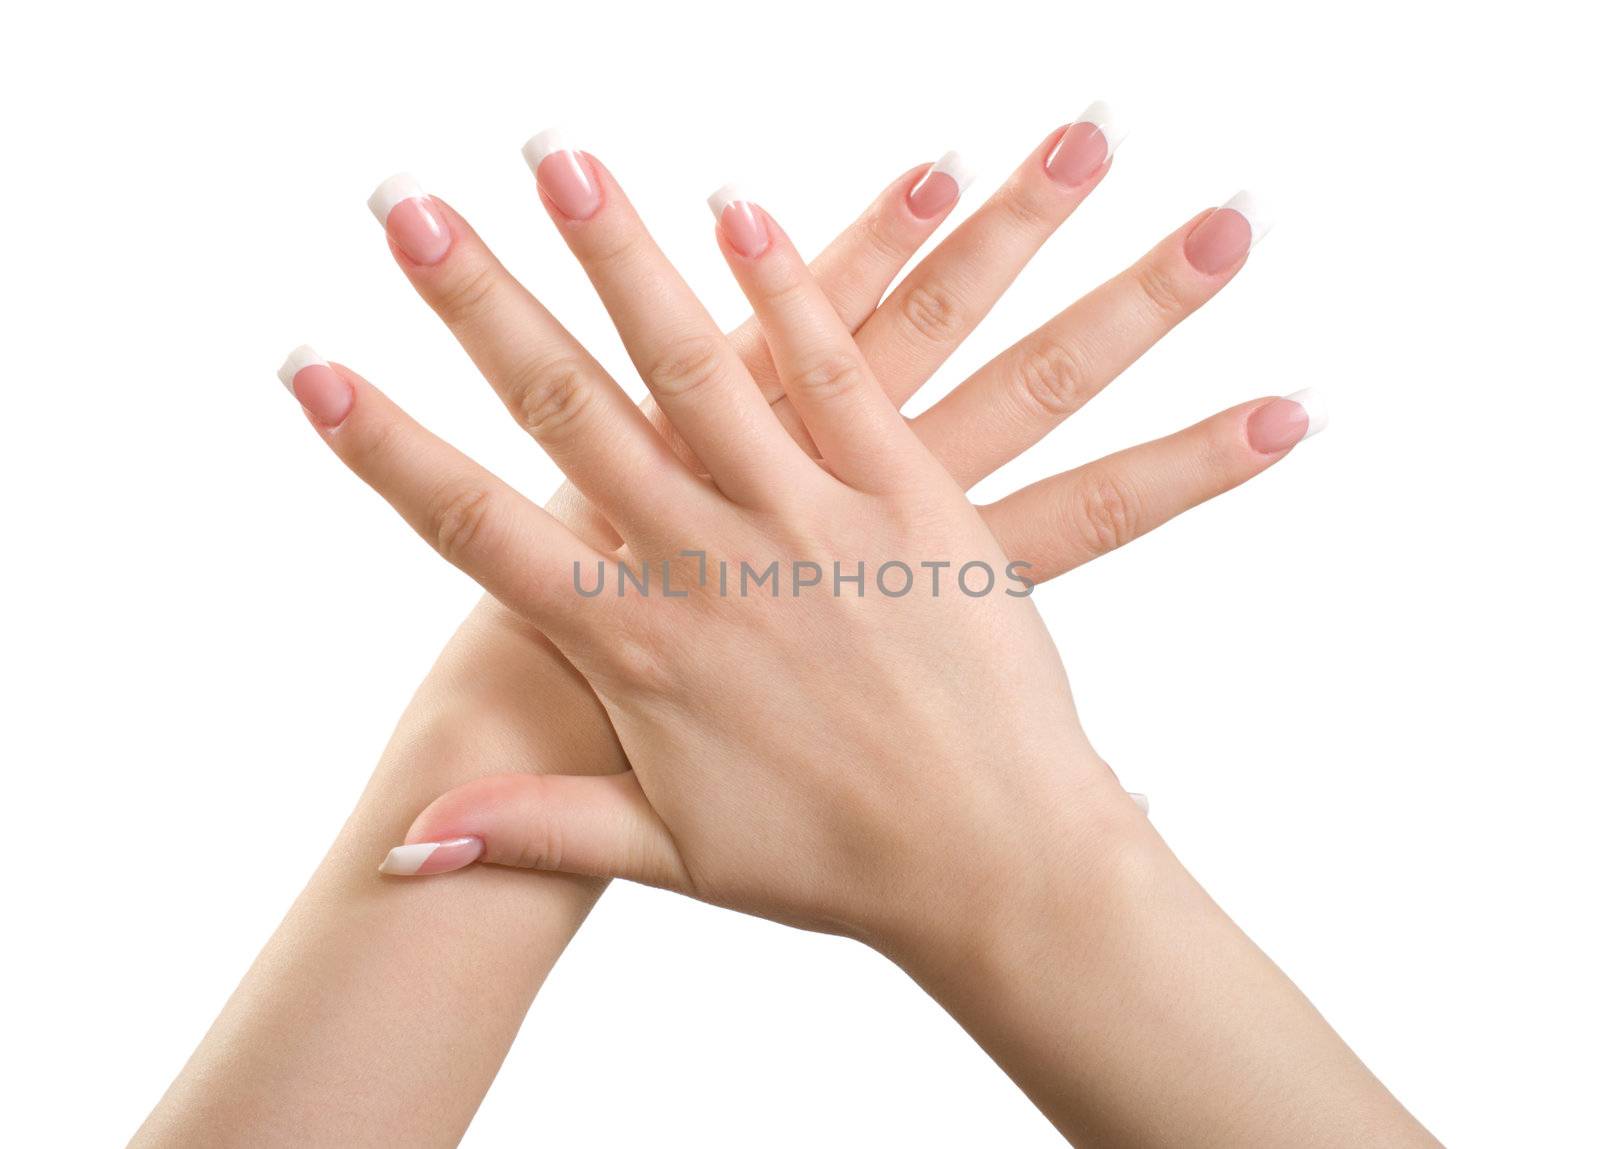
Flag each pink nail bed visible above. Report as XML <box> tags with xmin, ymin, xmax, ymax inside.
<box><xmin>707</xmin><ymin>184</ymin><xmax>769</xmax><ymax>258</ymax></box>
<box><xmin>1246</xmin><ymin>388</ymin><xmax>1328</xmax><ymax>453</ymax></box>
<box><xmin>1045</xmin><ymin>101</ymin><xmax>1125</xmax><ymax>187</ymax></box>
<box><xmin>379</xmin><ymin>836</ymin><xmax>485</xmax><ymax>876</ymax></box>
<box><xmin>907</xmin><ymin>170</ymin><xmax>959</xmax><ymax>219</ymax></box>
<box><xmin>1185</xmin><ymin>190</ymin><xmax>1274</xmax><ymax>275</ymax></box>
<box><xmin>522</xmin><ymin>129</ymin><xmax>602</xmax><ymax>221</ymax></box>
<box><xmin>906</xmin><ymin>151</ymin><xmax>976</xmax><ymax>220</ymax></box>
<box><xmin>276</xmin><ymin>346</ymin><xmax>353</xmax><ymax>428</ymax></box>
<box><xmin>366</xmin><ymin>174</ymin><xmax>450</xmax><ymax>265</ymax></box>
<box><xmin>1046</xmin><ymin>122</ymin><xmax>1108</xmax><ymax>186</ymax></box>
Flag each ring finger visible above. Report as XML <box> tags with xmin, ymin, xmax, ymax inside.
<box><xmin>523</xmin><ymin>131</ymin><xmax>810</xmax><ymax>509</ymax></box>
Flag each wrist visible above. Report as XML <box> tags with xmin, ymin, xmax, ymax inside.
<box><xmin>882</xmin><ymin>776</ymin><xmax>1163</xmax><ymax>1000</ymax></box>
<box><xmin>380</xmin><ymin>596</ymin><xmax>626</xmax><ymax>787</ymax></box>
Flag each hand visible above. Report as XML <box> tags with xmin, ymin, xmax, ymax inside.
<box><xmin>152</xmin><ymin>115</ymin><xmax>1301</xmax><ymax>1148</ymax></box>
<box><xmin>271</xmin><ymin>129</ymin><xmax>1437</xmax><ymax>1149</ymax></box>
<box><xmin>285</xmin><ymin>126</ymin><xmax>1309</xmax><ymax>963</ymax></box>
<box><xmin>354</xmin><ymin>111</ymin><xmax>1307</xmax><ymax>806</ymax></box>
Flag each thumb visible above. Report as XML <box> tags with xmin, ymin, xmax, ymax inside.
<box><xmin>378</xmin><ymin>771</ymin><xmax>687</xmax><ymax>890</ymax></box>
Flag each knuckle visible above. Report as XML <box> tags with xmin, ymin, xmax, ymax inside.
<box><xmin>1130</xmin><ymin>258</ymin><xmax>1193</xmax><ymax>324</ymax></box>
<box><xmin>582</xmin><ymin>227</ymin><xmax>640</xmax><ymax>273</ymax></box>
<box><xmin>1190</xmin><ymin>421</ymin><xmax>1239</xmax><ymax>482</ymax></box>
<box><xmin>506</xmin><ymin>358</ymin><xmax>594</xmax><ymax>441</ymax></box>
<box><xmin>1014</xmin><ymin>340</ymin><xmax>1094</xmax><ymax>420</ymax></box>
<box><xmin>613</xmin><ymin>633</ymin><xmax>673</xmax><ymax>691</ymax></box>
<box><xmin>1068</xmin><ymin>473</ymin><xmax>1142</xmax><ymax>557</ymax></box>
<box><xmin>789</xmin><ymin>352</ymin><xmax>867</xmax><ymax>404</ymax></box>
<box><xmin>428</xmin><ymin>484</ymin><xmax>500</xmax><ymax>567</ymax></box>
<box><xmin>584</xmin><ymin>620</ymin><xmax>674</xmax><ymax>696</ymax></box>
<box><xmin>764</xmin><ymin>277</ymin><xmax>813</xmax><ymax>317</ymax></box>
<box><xmin>431</xmin><ymin>259</ymin><xmax>502</xmax><ymax>326</ymax></box>
<box><xmin>512</xmin><ymin>778</ymin><xmax>563</xmax><ymax>871</ymax></box>
<box><xmin>343</xmin><ymin>409</ymin><xmax>406</xmax><ymax>474</ymax></box>
<box><xmin>898</xmin><ymin>282</ymin><xmax>966</xmax><ymax>345</ymax></box>
<box><xmin>643</xmin><ymin>335</ymin><xmax>727</xmax><ymax>400</ymax></box>
<box><xmin>995</xmin><ymin>184</ymin><xmax>1055</xmax><ymax>234</ymax></box>
<box><xmin>853</xmin><ymin>211</ymin><xmax>906</xmax><ymax>268</ymax></box>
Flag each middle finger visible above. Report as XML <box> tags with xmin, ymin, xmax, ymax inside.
<box><xmin>523</xmin><ymin>130</ymin><xmax>812</xmax><ymax>510</ymax></box>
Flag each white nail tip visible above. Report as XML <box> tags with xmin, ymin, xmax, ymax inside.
<box><xmin>277</xmin><ymin>345</ymin><xmax>326</xmax><ymax>393</ymax></box>
<box><xmin>522</xmin><ymin>128</ymin><xmax>574</xmax><ymax>173</ymax></box>
<box><xmin>1221</xmin><ymin>190</ymin><xmax>1274</xmax><ymax>247</ymax></box>
<box><xmin>927</xmin><ymin>150</ymin><xmax>977</xmax><ymax>194</ymax></box>
<box><xmin>1128</xmin><ymin>792</ymin><xmax>1150</xmax><ymax>815</ymax></box>
<box><xmin>366</xmin><ymin>173</ymin><xmax>426</xmax><ymax>226</ymax></box>
<box><xmin>1284</xmin><ymin>388</ymin><xmax>1329</xmax><ymax>439</ymax></box>
<box><xmin>378</xmin><ymin>842</ymin><xmax>440</xmax><ymax>876</ymax></box>
<box><xmin>1076</xmin><ymin>100</ymin><xmax>1129</xmax><ymax>157</ymax></box>
<box><xmin>707</xmin><ymin>182</ymin><xmax>751</xmax><ymax>219</ymax></box>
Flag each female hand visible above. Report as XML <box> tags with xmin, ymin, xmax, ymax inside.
<box><xmin>285</xmin><ymin>125</ymin><xmax>1306</xmax><ymax>958</ymax></box>
<box><xmin>345</xmin><ymin>107</ymin><xmax>1311</xmax><ymax>802</ymax></box>
<box><xmin>146</xmin><ymin>111</ymin><xmax>1301</xmax><ymax>1149</ymax></box>
<box><xmin>272</xmin><ymin>130</ymin><xmax>1442</xmax><ymax>1149</ymax></box>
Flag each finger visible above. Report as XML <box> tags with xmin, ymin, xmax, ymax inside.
<box><xmin>365</xmin><ymin>174</ymin><xmax>703</xmax><ymax>540</ymax></box>
<box><xmin>730</xmin><ymin>152</ymin><xmax>977</xmax><ymax>402</ymax></box>
<box><xmin>523</xmin><ymin>131</ymin><xmax>807</xmax><ymax>508</ymax></box>
<box><xmin>857</xmin><ymin>102</ymin><xmax>1127</xmax><ymax>404</ymax></box>
<box><xmin>916</xmin><ymin>194</ymin><xmax>1274</xmax><ymax>489</ymax></box>
<box><xmin>980</xmin><ymin>392</ymin><xmax>1326</xmax><ymax>580</ymax></box>
<box><xmin>378</xmin><ymin>771</ymin><xmax>689</xmax><ymax>891</ymax></box>
<box><xmin>553</xmin><ymin>156</ymin><xmax>972</xmax><ymax>541</ymax></box>
<box><xmin>709</xmin><ymin>189</ymin><xmax>927</xmax><ymax>492</ymax></box>
<box><xmin>277</xmin><ymin>347</ymin><xmax>615</xmax><ymax>643</ymax></box>
<box><xmin>645</xmin><ymin>155</ymin><xmax>975</xmax><ymax>470</ymax></box>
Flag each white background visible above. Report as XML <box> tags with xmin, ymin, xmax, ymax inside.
<box><xmin>3</xmin><ymin>1</ymin><xmax>1596</xmax><ymax>1144</ymax></box>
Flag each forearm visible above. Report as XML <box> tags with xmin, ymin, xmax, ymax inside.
<box><xmin>134</xmin><ymin>599</ymin><xmax>622</xmax><ymax>1147</ymax></box>
<box><xmin>905</xmin><ymin>807</ymin><xmax>1440</xmax><ymax>1148</ymax></box>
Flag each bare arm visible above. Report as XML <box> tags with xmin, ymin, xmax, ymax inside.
<box><xmin>132</xmin><ymin>600</ymin><xmax>615</xmax><ymax>1147</ymax></box>
<box><xmin>902</xmin><ymin>815</ymin><xmax>1442</xmax><ymax>1148</ymax></box>
<box><xmin>140</xmin><ymin>110</ymin><xmax>1328</xmax><ymax>1144</ymax></box>
<box><xmin>357</xmin><ymin>146</ymin><xmax>1438</xmax><ymax>1147</ymax></box>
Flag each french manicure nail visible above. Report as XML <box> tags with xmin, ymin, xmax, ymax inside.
<box><xmin>1222</xmin><ymin>190</ymin><xmax>1275</xmax><ymax>247</ymax></box>
<box><xmin>277</xmin><ymin>345</ymin><xmax>354</xmax><ymax>428</ymax></box>
<box><xmin>1128</xmin><ymin>792</ymin><xmax>1150</xmax><ymax>815</ymax></box>
<box><xmin>1246</xmin><ymin>387</ymin><xmax>1328</xmax><ymax>453</ymax></box>
<box><xmin>708</xmin><ymin>183</ymin><xmax>769</xmax><ymax>258</ymax></box>
<box><xmin>1045</xmin><ymin>100</ymin><xmax>1126</xmax><ymax>187</ymax></box>
<box><xmin>522</xmin><ymin>128</ymin><xmax>602</xmax><ymax>221</ymax></box>
<box><xmin>1185</xmin><ymin>190</ymin><xmax>1273</xmax><ymax>275</ymax></box>
<box><xmin>906</xmin><ymin>150</ymin><xmax>976</xmax><ymax>219</ymax></box>
<box><xmin>379</xmin><ymin>836</ymin><xmax>485</xmax><ymax>876</ymax></box>
<box><xmin>366</xmin><ymin>173</ymin><xmax>451</xmax><ymax>265</ymax></box>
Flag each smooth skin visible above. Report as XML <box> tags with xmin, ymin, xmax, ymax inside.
<box><xmin>358</xmin><ymin>171</ymin><xmax>1434</xmax><ymax>1147</ymax></box>
<box><xmin>138</xmin><ymin>122</ymin><xmax>1351</xmax><ymax>1147</ymax></box>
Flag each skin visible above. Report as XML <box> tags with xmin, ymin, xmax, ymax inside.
<box><xmin>137</xmin><ymin>123</ymin><xmax>1348</xmax><ymax>1147</ymax></box>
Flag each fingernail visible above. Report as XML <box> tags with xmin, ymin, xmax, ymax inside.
<box><xmin>1185</xmin><ymin>190</ymin><xmax>1273</xmax><ymax>275</ymax></box>
<box><xmin>1128</xmin><ymin>792</ymin><xmax>1150</xmax><ymax>815</ymax></box>
<box><xmin>379</xmin><ymin>836</ymin><xmax>485</xmax><ymax>876</ymax></box>
<box><xmin>1045</xmin><ymin>100</ymin><xmax>1127</xmax><ymax>187</ymax></box>
<box><xmin>1246</xmin><ymin>388</ymin><xmax>1328</xmax><ymax>453</ymax></box>
<box><xmin>708</xmin><ymin>183</ymin><xmax>769</xmax><ymax>258</ymax></box>
<box><xmin>906</xmin><ymin>150</ymin><xmax>976</xmax><ymax>219</ymax></box>
<box><xmin>277</xmin><ymin>345</ymin><xmax>354</xmax><ymax>428</ymax></box>
<box><xmin>366</xmin><ymin>173</ymin><xmax>450</xmax><ymax>265</ymax></box>
<box><xmin>522</xmin><ymin>128</ymin><xmax>602</xmax><ymax>221</ymax></box>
